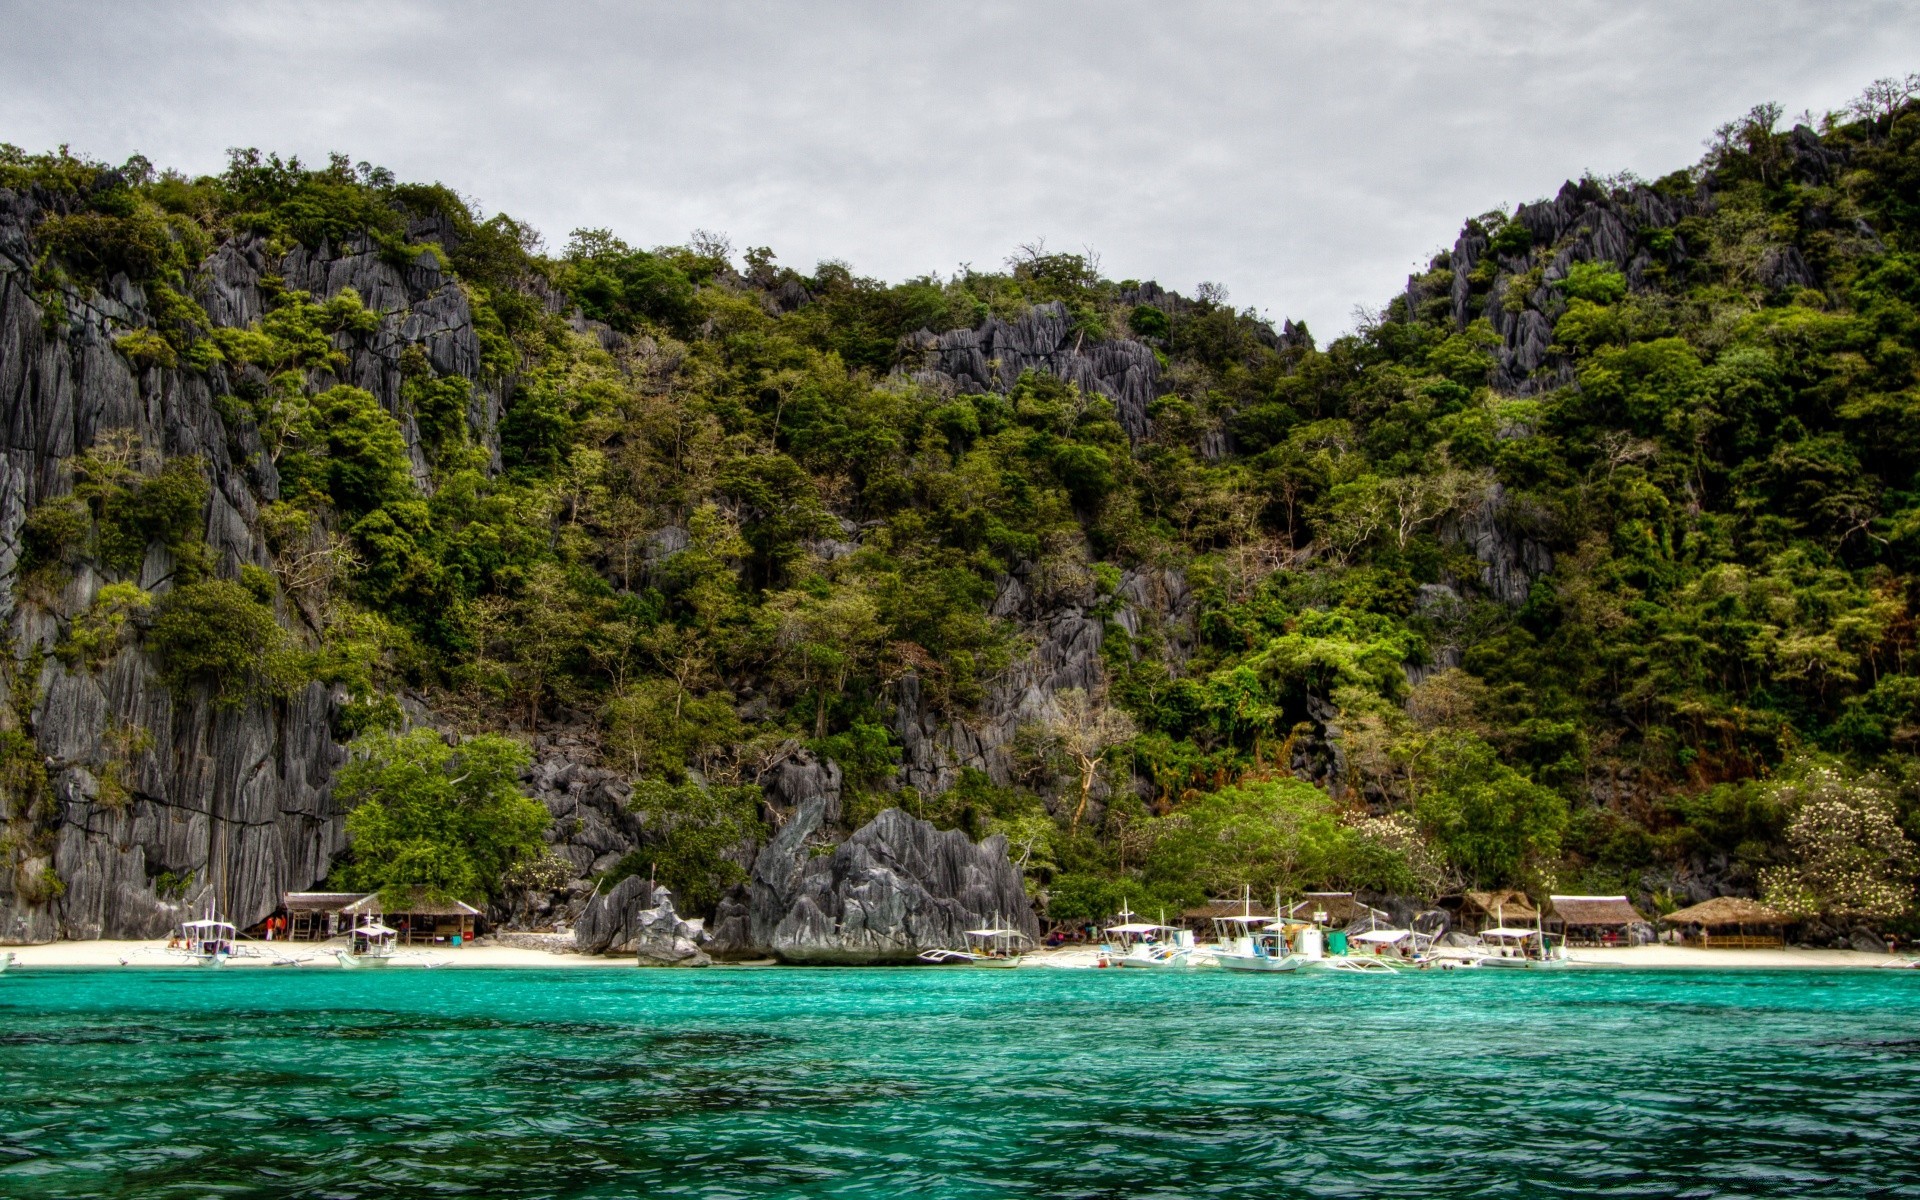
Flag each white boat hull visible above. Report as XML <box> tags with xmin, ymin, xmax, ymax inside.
<box><xmin>1302</xmin><ymin>956</ymin><xmax>1398</xmax><ymax>974</ymax></box>
<box><xmin>1115</xmin><ymin>950</ymin><xmax>1193</xmax><ymax>969</ymax></box>
<box><xmin>337</xmin><ymin>951</ymin><xmax>395</xmax><ymax>969</ymax></box>
<box><xmin>1217</xmin><ymin>953</ymin><xmax>1301</xmax><ymax>973</ymax></box>
<box><xmin>1476</xmin><ymin>955</ymin><xmax>1570</xmax><ymax>970</ymax></box>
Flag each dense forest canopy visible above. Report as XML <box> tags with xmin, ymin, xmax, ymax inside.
<box><xmin>6</xmin><ymin>75</ymin><xmax>1920</xmax><ymax>934</ymax></box>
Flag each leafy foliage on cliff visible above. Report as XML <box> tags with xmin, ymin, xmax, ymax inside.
<box><xmin>9</xmin><ymin>76</ymin><xmax>1920</xmax><ymax>927</ymax></box>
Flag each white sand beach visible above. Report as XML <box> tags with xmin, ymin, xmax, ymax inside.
<box><xmin>3</xmin><ymin>939</ymin><xmax>1913</xmax><ymax>971</ymax></box>
<box><xmin>1</xmin><ymin>936</ymin><xmax>628</xmax><ymax>969</ymax></box>
<box><xmin>1566</xmin><ymin>944</ymin><xmax>1911</xmax><ymax>970</ymax></box>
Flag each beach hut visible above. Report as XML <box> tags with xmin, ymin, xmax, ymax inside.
<box><xmin>1281</xmin><ymin>893</ymin><xmax>1388</xmax><ymax>928</ymax></box>
<box><xmin>1180</xmin><ymin>898</ymin><xmax>1273</xmax><ymax>930</ymax></box>
<box><xmin>1453</xmin><ymin>889</ymin><xmax>1539</xmax><ymax>933</ymax></box>
<box><xmin>1547</xmin><ymin>895</ymin><xmax>1647</xmax><ymax>947</ymax></box>
<box><xmin>1660</xmin><ymin>897</ymin><xmax>1790</xmax><ymax>949</ymax></box>
<box><xmin>281</xmin><ymin>892</ymin><xmax>375</xmax><ymax>941</ymax></box>
<box><xmin>342</xmin><ymin>890</ymin><xmax>482</xmax><ymax>946</ymax></box>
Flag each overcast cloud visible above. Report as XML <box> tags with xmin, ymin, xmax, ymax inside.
<box><xmin>2</xmin><ymin>1</ymin><xmax>1915</xmax><ymax>337</ymax></box>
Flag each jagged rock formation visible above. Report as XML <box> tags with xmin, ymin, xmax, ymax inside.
<box><xmin>709</xmin><ymin>793</ymin><xmax>1038</xmax><ymax>964</ymax></box>
<box><xmin>1442</xmin><ymin>482</ymin><xmax>1553</xmax><ymax>607</ymax></box>
<box><xmin>898</xmin><ymin>300</ymin><xmax>1161</xmax><ymax>442</ymax></box>
<box><xmin>523</xmin><ymin>736</ymin><xmax>640</xmax><ymax>879</ymax></box>
<box><xmin>574</xmin><ymin>874</ymin><xmax>710</xmax><ymax>965</ymax></box>
<box><xmin>896</xmin><ymin>564</ymin><xmax>1195</xmax><ymax>797</ymax></box>
<box><xmin>0</xmin><ymin>184</ymin><xmax>499</xmax><ymax>940</ymax></box>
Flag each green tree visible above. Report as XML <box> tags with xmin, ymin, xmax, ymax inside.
<box><xmin>1412</xmin><ymin>733</ymin><xmax>1568</xmax><ymax>886</ymax></box>
<box><xmin>330</xmin><ymin>729</ymin><xmax>547</xmax><ymax>904</ymax></box>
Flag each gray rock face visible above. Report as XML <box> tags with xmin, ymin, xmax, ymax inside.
<box><xmin>0</xmin><ymin>184</ymin><xmax>501</xmax><ymax>941</ymax></box>
<box><xmin>898</xmin><ymin>301</ymin><xmax>1161</xmax><ymax>442</ymax></box>
<box><xmin>709</xmin><ymin>798</ymin><xmax>1038</xmax><ymax>964</ymax></box>
<box><xmin>1441</xmin><ymin>482</ymin><xmax>1553</xmax><ymax>607</ymax></box>
<box><xmin>523</xmin><ymin>740</ymin><xmax>640</xmax><ymax>879</ymax></box>
<box><xmin>574</xmin><ymin>874</ymin><xmax>653</xmax><ymax>955</ymax></box>
<box><xmin>629</xmin><ymin>891</ymin><xmax>711</xmax><ymax>967</ymax></box>
<box><xmin>1438</xmin><ymin>178</ymin><xmax>1706</xmax><ymax>394</ymax></box>
<box><xmin>574</xmin><ymin>875</ymin><xmax>710</xmax><ymax>964</ymax></box>
<box><xmin>897</xmin><ymin>564</ymin><xmax>1193</xmax><ymax>796</ymax></box>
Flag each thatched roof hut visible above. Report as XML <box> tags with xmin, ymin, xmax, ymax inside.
<box><xmin>1661</xmin><ymin>897</ymin><xmax>1790</xmax><ymax>927</ymax></box>
<box><xmin>343</xmin><ymin>889</ymin><xmax>482</xmax><ymax>944</ymax></box>
<box><xmin>1547</xmin><ymin>895</ymin><xmax>1645</xmax><ymax>927</ymax></box>
<box><xmin>1181</xmin><ymin>899</ymin><xmax>1274</xmax><ymax>928</ymax></box>
<box><xmin>284</xmin><ymin>891</ymin><xmax>369</xmax><ymax>913</ymax></box>
<box><xmin>342</xmin><ymin>890</ymin><xmax>483</xmax><ymax>918</ymax></box>
<box><xmin>1456</xmin><ymin>889</ymin><xmax>1539</xmax><ymax>925</ymax></box>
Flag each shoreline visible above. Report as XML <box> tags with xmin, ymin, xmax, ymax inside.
<box><xmin>2</xmin><ymin>939</ymin><xmax>1913</xmax><ymax>971</ymax></box>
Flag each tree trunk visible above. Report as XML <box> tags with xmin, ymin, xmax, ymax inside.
<box><xmin>1071</xmin><ymin>757</ymin><xmax>1098</xmax><ymax>830</ymax></box>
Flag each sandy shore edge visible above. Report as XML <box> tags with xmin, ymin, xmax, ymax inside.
<box><xmin>2</xmin><ymin>940</ymin><xmax>1913</xmax><ymax>971</ymax></box>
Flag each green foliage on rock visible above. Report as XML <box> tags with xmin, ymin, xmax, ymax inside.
<box><xmin>148</xmin><ymin>580</ymin><xmax>302</xmax><ymax>706</ymax></box>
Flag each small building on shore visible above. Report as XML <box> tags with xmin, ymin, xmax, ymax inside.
<box><xmin>1450</xmin><ymin>890</ymin><xmax>1539</xmax><ymax>933</ymax></box>
<box><xmin>1547</xmin><ymin>895</ymin><xmax>1648</xmax><ymax>946</ymax></box>
<box><xmin>281</xmin><ymin>892</ymin><xmax>373</xmax><ymax>941</ymax></box>
<box><xmin>342</xmin><ymin>890</ymin><xmax>482</xmax><ymax>946</ymax></box>
<box><xmin>1660</xmin><ymin>896</ymin><xmax>1791</xmax><ymax>949</ymax></box>
<box><xmin>1180</xmin><ymin>899</ymin><xmax>1273</xmax><ymax>930</ymax></box>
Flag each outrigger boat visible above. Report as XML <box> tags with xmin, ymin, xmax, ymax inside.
<box><xmin>1272</xmin><ymin>918</ymin><xmax>1399</xmax><ymax>974</ymax></box>
<box><xmin>173</xmin><ymin>917</ymin><xmax>236</xmax><ymax>967</ymax></box>
<box><xmin>1103</xmin><ymin>922</ymin><xmax>1196</xmax><ymax>969</ymax></box>
<box><xmin>336</xmin><ymin>922</ymin><xmax>400</xmax><ymax>968</ymax></box>
<box><xmin>919</xmin><ymin>926</ymin><xmax>1031</xmax><ymax>968</ymax></box>
<box><xmin>1475</xmin><ymin>925</ymin><xmax>1571</xmax><ymax>969</ymax></box>
<box><xmin>1214</xmin><ymin>919</ymin><xmax>1301</xmax><ymax>973</ymax></box>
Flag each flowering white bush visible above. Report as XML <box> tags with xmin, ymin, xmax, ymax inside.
<box><xmin>1758</xmin><ymin>764</ymin><xmax>1917</xmax><ymax>920</ymax></box>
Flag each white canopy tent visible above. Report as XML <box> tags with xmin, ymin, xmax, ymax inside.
<box><xmin>1353</xmin><ymin>928</ymin><xmax>1412</xmax><ymax>944</ymax></box>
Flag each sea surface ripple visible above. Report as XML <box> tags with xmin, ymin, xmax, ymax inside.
<box><xmin>1</xmin><ymin>966</ymin><xmax>1917</xmax><ymax>1198</ymax></box>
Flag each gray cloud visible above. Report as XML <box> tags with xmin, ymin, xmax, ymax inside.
<box><xmin>2</xmin><ymin>1</ymin><xmax>1913</xmax><ymax>336</ymax></box>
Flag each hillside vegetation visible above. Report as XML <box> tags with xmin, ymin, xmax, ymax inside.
<box><xmin>6</xmin><ymin>77</ymin><xmax>1920</xmax><ymax>936</ymax></box>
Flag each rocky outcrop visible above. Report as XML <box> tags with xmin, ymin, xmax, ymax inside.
<box><xmin>0</xmin><ymin>181</ymin><xmax>501</xmax><ymax>940</ymax></box>
<box><xmin>898</xmin><ymin>301</ymin><xmax>1161</xmax><ymax>442</ymax></box>
<box><xmin>1442</xmin><ymin>482</ymin><xmax>1553</xmax><ymax>607</ymax></box>
<box><xmin>709</xmin><ymin>796</ymin><xmax>1038</xmax><ymax>964</ymax></box>
<box><xmin>897</xmin><ymin>563</ymin><xmax>1194</xmax><ymax>796</ymax></box>
<box><xmin>575</xmin><ymin>874</ymin><xmax>710</xmax><ymax>965</ymax></box>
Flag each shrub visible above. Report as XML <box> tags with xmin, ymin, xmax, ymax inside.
<box><xmin>19</xmin><ymin>497</ymin><xmax>89</xmax><ymax>573</ymax></box>
<box><xmin>113</xmin><ymin>328</ymin><xmax>177</xmax><ymax>370</ymax></box>
<box><xmin>56</xmin><ymin>582</ymin><xmax>151</xmax><ymax>671</ymax></box>
<box><xmin>612</xmin><ymin>779</ymin><xmax>766</xmax><ymax>916</ymax></box>
<box><xmin>148</xmin><ymin>579</ymin><xmax>302</xmax><ymax>706</ymax></box>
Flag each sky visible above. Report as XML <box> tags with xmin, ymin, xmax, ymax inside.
<box><xmin>2</xmin><ymin>1</ymin><xmax>1916</xmax><ymax>338</ymax></box>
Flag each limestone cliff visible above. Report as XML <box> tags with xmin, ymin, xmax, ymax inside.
<box><xmin>0</xmin><ymin>179</ymin><xmax>501</xmax><ymax>939</ymax></box>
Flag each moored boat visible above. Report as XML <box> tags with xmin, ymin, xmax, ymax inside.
<box><xmin>918</xmin><ymin>925</ymin><xmax>1032</xmax><ymax>968</ymax></box>
<box><xmin>1475</xmin><ymin>926</ymin><xmax>1571</xmax><ymax>969</ymax></box>
<box><xmin>336</xmin><ymin>922</ymin><xmax>401</xmax><ymax>969</ymax></box>
<box><xmin>1214</xmin><ymin>922</ymin><xmax>1301</xmax><ymax>973</ymax></box>
<box><xmin>1104</xmin><ymin>922</ymin><xmax>1195</xmax><ymax>969</ymax></box>
<box><xmin>173</xmin><ymin>918</ymin><xmax>236</xmax><ymax>967</ymax></box>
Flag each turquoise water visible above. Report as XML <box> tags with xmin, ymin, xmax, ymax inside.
<box><xmin>1</xmin><ymin>967</ymin><xmax>1917</xmax><ymax>1198</ymax></box>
